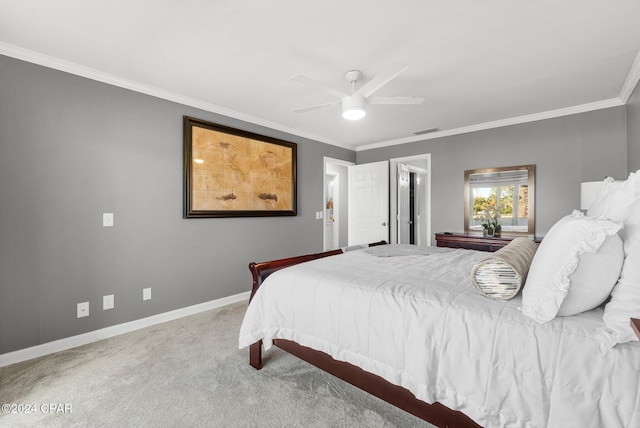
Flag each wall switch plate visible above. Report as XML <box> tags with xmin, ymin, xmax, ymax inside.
<box><xmin>143</xmin><ymin>287</ymin><xmax>151</xmax><ymax>301</ymax></box>
<box><xmin>103</xmin><ymin>213</ymin><xmax>114</xmax><ymax>227</ymax></box>
<box><xmin>77</xmin><ymin>302</ymin><xmax>89</xmax><ymax>318</ymax></box>
<box><xmin>103</xmin><ymin>294</ymin><xmax>114</xmax><ymax>310</ymax></box>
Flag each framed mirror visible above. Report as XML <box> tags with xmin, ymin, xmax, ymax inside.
<box><xmin>464</xmin><ymin>164</ymin><xmax>535</xmax><ymax>237</ymax></box>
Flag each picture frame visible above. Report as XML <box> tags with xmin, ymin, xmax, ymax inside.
<box><xmin>183</xmin><ymin>116</ymin><xmax>297</xmax><ymax>218</ymax></box>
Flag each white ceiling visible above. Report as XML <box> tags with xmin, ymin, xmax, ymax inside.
<box><xmin>1</xmin><ymin>0</ymin><xmax>640</xmax><ymax>151</ymax></box>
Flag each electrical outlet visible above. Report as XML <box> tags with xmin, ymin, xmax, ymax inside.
<box><xmin>143</xmin><ymin>287</ymin><xmax>151</xmax><ymax>301</ymax></box>
<box><xmin>103</xmin><ymin>294</ymin><xmax>114</xmax><ymax>310</ymax></box>
<box><xmin>103</xmin><ymin>213</ymin><xmax>114</xmax><ymax>227</ymax></box>
<box><xmin>77</xmin><ymin>302</ymin><xmax>89</xmax><ymax>318</ymax></box>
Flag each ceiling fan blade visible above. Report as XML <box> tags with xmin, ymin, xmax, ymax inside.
<box><xmin>294</xmin><ymin>100</ymin><xmax>341</xmax><ymax>113</ymax></box>
<box><xmin>354</xmin><ymin>63</ymin><xmax>408</xmax><ymax>98</ymax></box>
<box><xmin>368</xmin><ymin>96</ymin><xmax>426</xmax><ymax>105</ymax></box>
<box><xmin>292</xmin><ymin>75</ymin><xmax>348</xmax><ymax>99</ymax></box>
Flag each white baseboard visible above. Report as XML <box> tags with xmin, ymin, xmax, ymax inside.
<box><xmin>0</xmin><ymin>291</ymin><xmax>250</xmax><ymax>368</ymax></box>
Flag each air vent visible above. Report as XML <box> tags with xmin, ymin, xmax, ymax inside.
<box><xmin>413</xmin><ymin>127</ymin><xmax>440</xmax><ymax>135</ymax></box>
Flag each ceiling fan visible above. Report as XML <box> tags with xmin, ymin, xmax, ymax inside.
<box><xmin>292</xmin><ymin>63</ymin><xmax>425</xmax><ymax>120</ymax></box>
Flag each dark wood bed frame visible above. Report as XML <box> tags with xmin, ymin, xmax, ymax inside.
<box><xmin>247</xmin><ymin>242</ymin><xmax>481</xmax><ymax>428</ymax></box>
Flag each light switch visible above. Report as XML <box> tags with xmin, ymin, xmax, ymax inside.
<box><xmin>103</xmin><ymin>213</ymin><xmax>114</xmax><ymax>227</ymax></box>
<box><xmin>103</xmin><ymin>294</ymin><xmax>114</xmax><ymax>310</ymax></box>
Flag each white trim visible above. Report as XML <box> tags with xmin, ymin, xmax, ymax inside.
<box><xmin>356</xmin><ymin>98</ymin><xmax>625</xmax><ymax>151</ymax></box>
<box><xmin>619</xmin><ymin>49</ymin><xmax>640</xmax><ymax>103</ymax></box>
<box><xmin>2</xmin><ymin>42</ymin><xmax>638</xmax><ymax>154</ymax></box>
<box><xmin>0</xmin><ymin>42</ymin><xmax>344</xmax><ymax>150</ymax></box>
<box><xmin>0</xmin><ymin>291</ymin><xmax>250</xmax><ymax>368</ymax></box>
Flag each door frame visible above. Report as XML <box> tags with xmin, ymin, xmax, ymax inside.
<box><xmin>389</xmin><ymin>154</ymin><xmax>432</xmax><ymax>245</ymax></box>
<box><xmin>323</xmin><ymin>157</ymin><xmax>355</xmax><ymax>251</ymax></box>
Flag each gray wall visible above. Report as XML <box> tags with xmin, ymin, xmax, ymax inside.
<box><xmin>628</xmin><ymin>79</ymin><xmax>640</xmax><ymax>172</ymax></box>
<box><xmin>357</xmin><ymin>107</ymin><xmax>628</xmax><ymax>240</ymax></box>
<box><xmin>0</xmin><ymin>55</ymin><xmax>354</xmax><ymax>354</ymax></box>
<box><xmin>1</xmin><ymin>51</ymin><xmax>636</xmax><ymax>355</ymax></box>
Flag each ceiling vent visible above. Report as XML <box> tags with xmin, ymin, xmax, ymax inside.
<box><xmin>413</xmin><ymin>127</ymin><xmax>440</xmax><ymax>135</ymax></box>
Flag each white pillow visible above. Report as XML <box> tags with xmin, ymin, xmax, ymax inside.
<box><xmin>587</xmin><ymin>170</ymin><xmax>640</xmax><ymax>221</ymax></box>
<box><xmin>556</xmin><ymin>235</ymin><xmax>623</xmax><ymax>316</ymax></box>
<box><xmin>521</xmin><ymin>210</ymin><xmax>623</xmax><ymax>323</ymax></box>
<box><xmin>601</xmin><ymin>198</ymin><xmax>640</xmax><ymax>345</ymax></box>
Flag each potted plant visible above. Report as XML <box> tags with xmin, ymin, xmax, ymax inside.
<box><xmin>480</xmin><ymin>208</ymin><xmax>500</xmax><ymax>237</ymax></box>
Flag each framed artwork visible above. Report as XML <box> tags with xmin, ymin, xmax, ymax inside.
<box><xmin>183</xmin><ymin>116</ymin><xmax>297</xmax><ymax>218</ymax></box>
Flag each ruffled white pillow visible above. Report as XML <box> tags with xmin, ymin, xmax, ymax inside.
<box><xmin>601</xmin><ymin>198</ymin><xmax>640</xmax><ymax>346</ymax></box>
<box><xmin>521</xmin><ymin>210</ymin><xmax>623</xmax><ymax>324</ymax></box>
<box><xmin>556</xmin><ymin>235</ymin><xmax>623</xmax><ymax>316</ymax></box>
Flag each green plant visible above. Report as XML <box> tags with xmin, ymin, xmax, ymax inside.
<box><xmin>479</xmin><ymin>207</ymin><xmax>500</xmax><ymax>232</ymax></box>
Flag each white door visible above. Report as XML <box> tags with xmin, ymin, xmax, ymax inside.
<box><xmin>397</xmin><ymin>163</ymin><xmax>411</xmax><ymax>244</ymax></box>
<box><xmin>348</xmin><ymin>161</ymin><xmax>389</xmax><ymax>246</ymax></box>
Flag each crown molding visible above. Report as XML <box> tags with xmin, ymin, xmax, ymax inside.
<box><xmin>0</xmin><ymin>42</ymin><xmax>346</xmax><ymax>149</ymax></box>
<box><xmin>357</xmin><ymin>51</ymin><xmax>640</xmax><ymax>152</ymax></box>
<box><xmin>2</xmin><ymin>42</ymin><xmax>638</xmax><ymax>154</ymax></box>
<box><xmin>619</xmin><ymin>49</ymin><xmax>640</xmax><ymax>103</ymax></box>
<box><xmin>356</xmin><ymin>97</ymin><xmax>626</xmax><ymax>152</ymax></box>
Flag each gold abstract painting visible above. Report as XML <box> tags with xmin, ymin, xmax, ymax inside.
<box><xmin>184</xmin><ymin>117</ymin><xmax>297</xmax><ymax>218</ymax></box>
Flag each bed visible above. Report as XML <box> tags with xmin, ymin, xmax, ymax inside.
<box><xmin>239</xmin><ymin>174</ymin><xmax>640</xmax><ymax>428</ymax></box>
<box><xmin>239</xmin><ymin>242</ymin><xmax>639</xmax><ymax>427</ymax></box>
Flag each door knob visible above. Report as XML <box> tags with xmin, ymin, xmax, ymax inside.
<box><xmin>382</xmin><ymin>222</ymin><xmax>387</xmax><ymax>226</ymax></box>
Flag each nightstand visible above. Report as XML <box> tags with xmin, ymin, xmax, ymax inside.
<box><xmin>435</xmin><ymin>232</ymin><xmax>541</xmax><ymax>252</ymax></box>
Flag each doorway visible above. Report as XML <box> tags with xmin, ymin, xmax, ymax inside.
<box><xmin>390</xmin><ymin>154</ymin><xmax>432</xmax><ymax>246</ymax></box>
<box><xmin>323</xmin><ymin>157</ymin><xmax>354</xmax><ymax>251</ymax></box>
<box><xmin>397</xmin><ymin>164</ymin><xmax>428</xmax><ymax>245</ymax></box>
<box><xmin>324</xmin><ymin>154</ymin><xmax>430</xmax><ymax>250</ymax></box>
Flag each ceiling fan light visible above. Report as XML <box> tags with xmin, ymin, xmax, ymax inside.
<box><xmin>342</xmin><ymin>95</ymin><xmax>366</xmax><ymax>120</ymax></box>
<box><xmin>342</xmin><ymin>107</ymin><xmax>366</xmax><ymax>120</ymax></box>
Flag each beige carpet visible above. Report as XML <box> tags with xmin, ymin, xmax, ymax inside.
<box><xmin>0</xmin><ymin>301</ymin><xmax>433</xmax><ymax>427</ymax></box>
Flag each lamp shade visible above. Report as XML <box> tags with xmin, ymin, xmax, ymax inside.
<box><xmin>581</xmin><ymin>181</ymin><xmax>603</xmax><ymax>210</ymax></box>
<box><xmin>581</xmin><ymin>178</ymin><xmax>623</xmax><ymax>210</ymax></box>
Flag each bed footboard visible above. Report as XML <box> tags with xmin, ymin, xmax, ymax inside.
<box><xmin>248</xmin><ymin>241</ymin><xmax>387</xmax><ymax>300</ymax></box>
<box><xmin>247</xmin><ymin>241</ymin><xmax>386</xmax><ymax>369</ymax></box>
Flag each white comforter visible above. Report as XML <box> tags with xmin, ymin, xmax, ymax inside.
<box><xmin>239</xmin><ymin>245</ymin><xmax>640</xmax><ymax>428</ymax></box>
